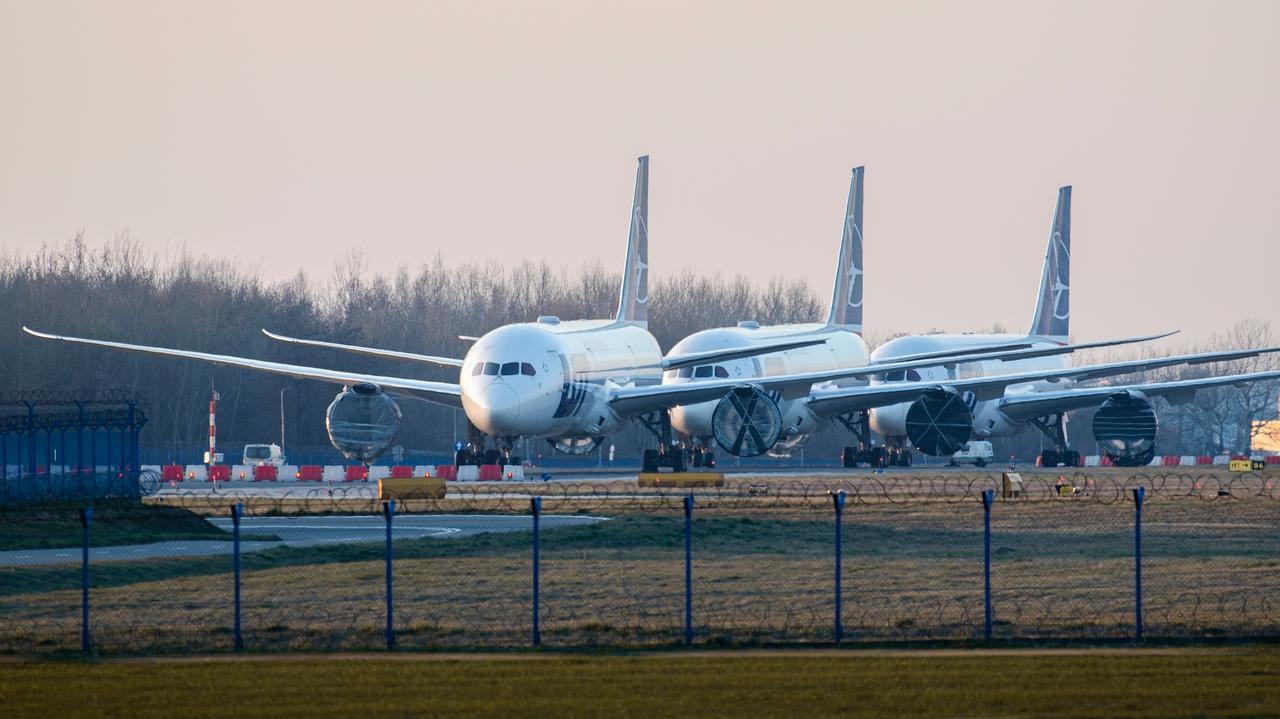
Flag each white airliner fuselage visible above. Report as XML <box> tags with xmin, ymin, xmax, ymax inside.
<box><xmin>868</xmin><ymin>333</ymin><xmax>1070</xmax><ymax>441</ymax></box>
<box><xmin>666</xmin><ymin>323</ymin><xmax>870</xmax><ymax>442</ymax></box>
<box><xmin>461</xmin><ymin>319</ymin><xmax>662</xmax><ymax>439</ymax></box>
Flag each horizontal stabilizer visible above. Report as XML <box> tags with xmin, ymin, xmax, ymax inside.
<box><xmin>661</xmin><ymin>338</ymin><xmax>828</xmax><ymax>371</ymax></box>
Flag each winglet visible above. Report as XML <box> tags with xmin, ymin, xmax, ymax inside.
<box><xmin>826</xmin><ymin>166</ymin><xmax>864</xmax><ymax>334</ymax></box>
<box><xmin>615</xmin><ymin>155</ymin><xmax>649</xmax><ymax>327</ymax></box>
<box><xmin>1029</xmin><ymin>185</ymin><xmax>1071</xmax><ymax>343</ymax></box>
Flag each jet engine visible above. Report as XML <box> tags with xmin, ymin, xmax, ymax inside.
<box><xmin>548</xmin><ymin>436</ymin><xmax>603</xmax><ymax>455</ymax></box>
<box><xmin>1091</xmin><ymin>393</ymin><xmax>1158</xmax><ymax>467</ymax></box>
<box><xmin>904</xmin><ymin>388</ymin><xmax>974</xmax><ymax>456</ymax></box>
<box><xmin>711</xmin><ymin>386</ymin><xmax>782</xmax><ymax>457</ymax></box>
<box><xmin>325</xmin><ymin>383</ymin><xmax>401</xmax><ymax>463</ymax></box>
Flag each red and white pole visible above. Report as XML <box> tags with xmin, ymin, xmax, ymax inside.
<box><xmin>209</xmin><ymin>390</ymin><xmax>219</xmax><ymax>472</ymax></box>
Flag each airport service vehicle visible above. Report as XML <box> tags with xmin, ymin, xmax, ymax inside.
<box><xmin>242</xmin><ymin>443</ymin><xmax>285</xmax><ymax>467</ymax></box>
<box><xmin>948</xmin><ymin>441</ymin><xmax>992</xmax><ymax>467</ymax></box>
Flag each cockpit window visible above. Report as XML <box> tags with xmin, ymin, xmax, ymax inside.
<box><xmin>471</xmin><ymin>363</ymin><xmax>483</xmax><ymax>376</ymax></box>
<box><xmin>694</xmin><ymin>365</ymin><xmax>713</xmax><ymax>378</ymax></box>
<box><xmin>906</xmin><ymin>369</ymin><xmax>922</xmax><ymax>382</ymax></box>
<box><xmin>483</xmin><ymin>362</ymin><xmax>499</xmax><ymax>376</ymax></box>
<box><xmin>521</xmin><ymin>362</ymin><xmax>536</xmax><ymax>376</ymax></box>
<box><xmin>885</xmin><ymin>370</ymin><xmax>905</xmax><ymax>382</ymax></box>
<box><xmin>500</xmin><ymin>362</ymin><xmax>519</xmax><ymax>376</ymax></box>
<box><xmin>714</xmin><ymin>366</ymin><xmax>729</xmax><ymax>378</ymax></box>
<box><xmin>677</xmin><ymin>367</ymin><xmax>693</xmax><ymax>378</ymax></box>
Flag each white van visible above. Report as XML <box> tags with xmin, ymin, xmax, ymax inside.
<box><xmin>949</xmin><ymin>441</ymin><xmax>993</xmax><ymax>467</ymax></box>
<box><xmin>242</xmin><ymin>443</ymin><xmax>285</xmax><ymax>467</ymax></box>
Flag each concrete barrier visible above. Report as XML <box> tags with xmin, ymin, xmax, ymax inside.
<box><xmin>184</xmin><ymin>464</ymin><xmax>208</xmax><ymax>481</ymax></box>
<box><xmin>322</xmin><ymin>465</ymin><xmax>346</xmax><ymax>481</ymax></box>
<box><xmin>456</xmin><ymin>465</ymin><xmax>479</xmax><ymax>481</ymax></box>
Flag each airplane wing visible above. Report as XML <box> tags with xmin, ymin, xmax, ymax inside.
<box><xmin>863</xmin><ymin>331</ymin><xmax>1176</xmax><ymax>374</ymax></box>
<box><xmin>996</xmin><ymin>370</ymin><xmax>1280</xmax><ymax>422</ymax></box>
<box><xmin>606</xmin><ymin>367</ymin><xmax>867</xmax><ymax>416</ymax></box>
<box><xmin>262</xmin><ymin>329</ymin><xmax>464</xmax><ymax>368</ymax></box>
<box><xmin>23</xmin><ymin>328</ymin><xmax>464</xmax><ymax>406</ymax></box>
<box><xmin>660</xmin><ymin>339</ymin><xmax>828</xmax><ymax>370</ymax></box>
<box><xmin>804</xmin><ymin>345</ymin><xmax>1280</xmax><ymax>416</ymax></box>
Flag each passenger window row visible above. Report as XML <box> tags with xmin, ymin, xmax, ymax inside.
<box><xmin>471</xmin><ymin>361</ymin><xmax>537</xmax><ymax>377</ymax></box>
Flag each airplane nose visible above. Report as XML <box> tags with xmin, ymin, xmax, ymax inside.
<box><xmin>471</xmin><ymin>383</ymin><xmax>522</xmax><ymax>432</ymax></box>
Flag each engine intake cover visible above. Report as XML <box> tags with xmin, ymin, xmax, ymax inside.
<box><xmin>904</xmin><ymin>388</ymin><xmax>974</xmax><ymax>456</ymax></box>
<box><xmin>711</xmin><ymin>386</ymin><xmax>782</xmax><ymax>457</ymax></box>
<box><xmin>1092</xmin><ymin>394</ymin><xmax>1157</xmax><ymax>462</ymax></box>
<box><xmin>326</xmin><ymin>386</ymin><xmax>401</xmax><ymax>463</ymax></box>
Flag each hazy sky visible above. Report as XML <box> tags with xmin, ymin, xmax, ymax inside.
<box><xmin>1</xmin><ymin>1</ymin><xmax>1276</xmax><ymax>345</ymax></box>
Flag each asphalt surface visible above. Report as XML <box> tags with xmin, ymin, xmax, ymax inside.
<box><xmin>0</xmin><ymin>514</ymin><xmax>606</xmax><ymax>567</ymax></box>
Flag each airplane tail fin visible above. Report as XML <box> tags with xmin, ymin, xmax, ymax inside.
<box><xmin>615</xmin><ymin>155</ymin><xmax>649</xmax><ymax>326</ymax></box>
<box><xmin>825</xmin><ymin>166</ymin><xmax>865</xmax><ymax>334</ymax></box>
<box><xmin>1028</xmin><ymin>185</ymin><xmax>1071</xmax><ymax>343</ymax></box>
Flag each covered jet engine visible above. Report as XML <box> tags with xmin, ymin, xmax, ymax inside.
<box><xmin>904</xmin><ymin>388</ymin><xmax>974</xmax><ymax>456</ymax></box>
<box><xmin>711</xmin><ymin>386</ymin><xmax>782</xmax><ymax>457</ymax></box>
<box><xmin>1091</xmin><ymin>393</ymin><xmax>1158</xmax><ymax>467</ymax></box>
<box><xmin>325</xmin><ymin>383</ymin><xmax>401</xmax><ymax>463</ymax></box>
<box><xmin>548</xmin><ymin>436</ymin><xmax>603</xmax><ymax>455</ymax></box>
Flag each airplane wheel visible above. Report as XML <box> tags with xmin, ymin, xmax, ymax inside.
<box><xmin>841</xmin><ymin>447</ymin><xmax>857</xmax><ymax>468</ymax></box>
<box><xmin>690</xmin><ymin>449</ymin><xmax>704</xmax><ymax>468</ymax></box>
<box><xmin>975</xmin><ymin>458</ymin><xmax>986</xmax><ymax>468</ymax></box>
<box><xmin>483</xmin><ymin>449</ymin><xmax>500</xmax><ymax>466</ymax></box>
<box><xmin>1063</xmin><ymin>450</ymin><xmax>1081</xmax><ymax>467</ymax></box>
<box><xmin>1039</xmin><ymin>450</ymin><xmax>1060</xmax><ymax>467</ymax></box>
<box><xmin>901</xmin><ymin>451</ymin><xmax>913</xmax><ymax>467</ymax></box>
<box><xmin>670</xmin><ymin>448</ymin><xmax>688</xmax><ymax>473</ymax></box>
<box><xmin>871</xmin><ymin>447</ymin><xmax>888</xmax><ymax>468</ymax></box>
<box><xmin>642</xmin><ymin>449</ymin><xmax>659</xmax><ymax>473</ymax></box>
<box><xmin>705</xmin><ymin>451</ymin><xmax>716</xmax><ymax>469</ymax></box>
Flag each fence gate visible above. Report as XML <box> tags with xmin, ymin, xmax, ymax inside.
<box><xmin>0</xmin><ymin>391</ymin><xmax>149</xmax><ymax>505</ymax></box>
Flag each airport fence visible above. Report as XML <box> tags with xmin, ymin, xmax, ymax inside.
<box><xmin>0</xmin><ymin>471</ymin><xmax>1277</xmax><ymax>654</ymax></box>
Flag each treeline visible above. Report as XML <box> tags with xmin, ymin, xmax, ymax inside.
<box><xmin>1</xmin><ymin>236</ymin><xmax>1275</xmax><ymax>462</ymax></box>
<box><xmin>0</xmin><ymin>236</ymin><xmax>821</xmax><ymax>459</ymax></box>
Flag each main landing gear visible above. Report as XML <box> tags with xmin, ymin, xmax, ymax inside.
<box><xmin>836</xmin><ymin>411</ymin><xmax>911</xmax><ymax>467</ymax></box>
<box><xmin>1029</xmin><ymin>412</ymin><xmax>1082</xmax><ymax>468</ymax></box>
<box><xmin>636</xmin><ymin>410</ymin><xmax>695</xmax><ymax>472</ymax></box>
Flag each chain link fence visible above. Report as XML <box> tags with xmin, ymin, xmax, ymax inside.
<box><xmin>1</xmin><ymin>471</ymin><xmax>1277</xmax><ymax>654</ymax></box>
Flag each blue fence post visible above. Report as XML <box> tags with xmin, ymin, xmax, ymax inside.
<box><xmin>981</xmin><ymin>488</ymin><xmax>994</xmax><ymax>642</ymax></box>
<box><xmin>78</xmin><ymin>506</ymin><xmax>92</xmax><ymax>654</ymax></box>
<box><xmin>832</xmin><ymin>490</ymin><xmax>845</xmax><ymax>644</ymax></box>
<box><xmin>1133</xmin><ymin>486</ymin><xmax>1145</xmax><ymax>641</ymax></box>
<box><xmin>232</xmin><ymin>503</ymin><xmax>243</xmax><ymax>651</ymax></box>
<box><xmin>384</xmin><ymin>499</ymin><xmax>396</xmax><ymax>650</ymax></box>
<box><xmin>684</xmin><ymin>494</ymin><xmax>694</xmax><ymax>645</ymax></box>
<box><xmin>531</xmin><ymin>496</ymin><xmax>541</xmax><ymax>647</ymax></box>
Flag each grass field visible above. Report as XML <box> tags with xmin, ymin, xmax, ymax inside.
<box><xmin>2</xmin><ymin>648</ymin><xmax>1278</xmax><ymax>718</ymax></box>
<box><xmin>3</xmin><ymin>500</ymin><xmax>1277</xmax><ymax>653</ymax></box>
